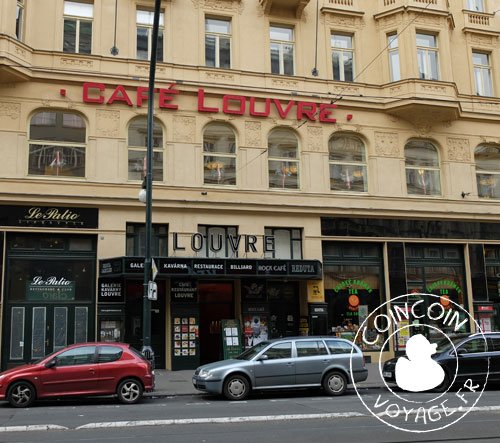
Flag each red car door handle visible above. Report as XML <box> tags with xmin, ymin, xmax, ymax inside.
<box><xmin>88</xmin><ymin>368</ymin><xmax>95</xmax><ymax>374</ymax></box>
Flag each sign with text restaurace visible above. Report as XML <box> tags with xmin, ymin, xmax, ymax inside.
<box><xmin>26</xmin><ymin>276</ymin><xmax>75</xmax><ymax>301</ymax></box>
<box><xmin>82</xmin><ymin>83</ymin><xmax>354</xmax><ymax>124</ymax></box>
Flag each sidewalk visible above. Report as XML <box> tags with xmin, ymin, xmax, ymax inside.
<box><xmin>145</xmin><ymin>363</ymin><xmax>384</xmax><ymax>397</ymax></box>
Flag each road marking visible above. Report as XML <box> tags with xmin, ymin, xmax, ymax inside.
<box><xmin>0</xmin><ymin>425</ymin><xmax>68</xmax><ymax>433</ymax></box>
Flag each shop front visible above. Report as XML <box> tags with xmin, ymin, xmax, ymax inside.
<box><xmin>98</xmin><ymin>256</ymin><xmax>321</xmax><ymax>370</ymax></box>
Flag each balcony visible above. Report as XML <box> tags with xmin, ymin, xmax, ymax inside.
<box><xmin>462</xmin><ymin>10</ymin><xmax>499</xmax><ymax>37</ymax></box>
<box><xmin>259</xmin><ymin>0</ymin><xmax>311</xmax><ymax>18</ymax></box>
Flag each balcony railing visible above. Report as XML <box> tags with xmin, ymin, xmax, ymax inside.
<box><xmin>380</xmin><ymin>0</ymin><xmax>446</xmax><ymax>11</ymax></box>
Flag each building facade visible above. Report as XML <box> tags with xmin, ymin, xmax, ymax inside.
<box><xmin>1</xmin><ymin>0</ymin><xmax>500</xmax><ymax>369</ymax></box>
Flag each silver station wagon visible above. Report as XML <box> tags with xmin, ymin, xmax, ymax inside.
<box><xmin>192</xmin><ymin>336</ymin><xmax>368</xmax><ymax>400</ymax></box>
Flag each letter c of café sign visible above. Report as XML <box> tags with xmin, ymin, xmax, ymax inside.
<box><xmin>82</xmin><ymin>82</ymin><xmax>353</xmax><ymax>123</ymax></box>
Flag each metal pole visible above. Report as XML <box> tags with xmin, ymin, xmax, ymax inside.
<box><xmin>142</xmin><ymin>0</ymin><xmax>161</xmax><ymax>369</ymax></box>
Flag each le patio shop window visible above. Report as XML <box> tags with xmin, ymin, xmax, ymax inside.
<box><xmin>473</xmin><ymin>52</ymin><xmax>493</xmax><ymax>97</ymax></box>
<box><xmin>16</xmin><ymin>0</ymin><xmax>24</xmax><ymax>41</ymax></box>
<box><xmin>416</xmin><ymin>32</ymin><xmax>439</xmax><ymax>80</ymax></box>
<box><xmin>28</xmin><ymin>111</ymin><xmax>86</xmax><ymax>178</ymax></box>
<box><xmin>203</xmin><ymin>123</ymin><xmax>236</xmax><ymax>186</ymax></box>
<box><xmin>475</xmin><ymin>145</ymin><xmax>500</xmax><ymax>199</ymax></box>
<box><xmin>197</xmin><ymin>225</ymin><xmax>238</xmax><ymax>258</ymax></box>
<box><xmin>136</xmin><ymin>8</ymin><xmax>164</xmax><ymax>61</ymax></box>
<box><xmin>387</xmin><ymin>33</ymin><xmax>401</xmax><ymax>82</ymax></box>
<box><xmin>331</xmin><ymin>34</ymin><xmax>354</xmax><ymax>82</ymax></box>
<box><xmin>329</xmin><ymin>134</ymin><xmax>367</xmax><ymax>193</ymax></box>
<box><xmin>405</xmin><ymin>140</ymin><xmax>441</xmax><ymax>196</ymax></box>
<box><xmin>268</xmin><ymin>128</ymin><xmax>299</xmax><ymax>189</ymax></box>
<box><xmin>127</xmin><ymin>117</ymin><xmax>163</xmax><ymax>182</ymax></box>
<box><xmin>63</xmin><ymin>1</ymin><xmax>93</xmax><ymax>54</ymax></box>
<box><xmin>264</xmin><ymin>228</ymin><xmax>302</xmax><ymax>259</ymax></box>
<box><xmin>270</xmin><ymin>25</ymin><xmax>294</xmax><ymax>76</ymax></box>
<box><xmin>205</xmin><ymin>17</ymin><xmax>231</xmax><ymax>69</ymax></box>
<box><xmin>126</xmin><ymin>223</ymin><xmax>168</xmax><ymax>257</ymax></box>
<box><xmin>323</xmin><ymin>242</ymin><xmax>385</xmax><ymax>352</ymax></box>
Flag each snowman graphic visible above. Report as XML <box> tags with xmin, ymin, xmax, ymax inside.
<box><xmin>395</xmin><ymin>334</ymin><xmax>445</xmax><ymax>392</ymax></box>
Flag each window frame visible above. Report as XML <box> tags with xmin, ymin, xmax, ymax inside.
<box><xmin>472</xmin><ymin>51</ymin><xmax>493</xmax><ymax>97</ymax></box>
<box><xmin>328</xmin><ymin>134</ymin><xmax>368</xmax><ymax>193</ymax></box>
<box><xmin>404</xmin><ymin>140</ymin><xmax>442</xmax><ymax>197</ymax></box>
<box><xmin>127</xmin><ymin>117</ymin><xmax>164</xmax><ymax>182</ymax></box>
<box><xmin>197</xmin><ymin>225</ymin><xmax>238</xmax><ymax>258</ymax></box>
<box><xmin>387</xmin><ymin>33</ymin><xmax>401</xmax><ymax>82</ymax></box>
<box><xmin>16</xmin><ymin>0</ymin><xmax>24</xmax><ymax>41</ymax></box>
<box><xmin>28</xmin><ymin>111</ymin><xmax>87</xmax><ymax>178</ymax></box>
<box><xmin>475</xmin><ymin>144</ymin><xmax>500</xmax><ymax>199</ymax></box>
<box><xmin>416</xmin><ymin>32</ymin><xmax>439</xmax><ymax>81</ymax></box>
<box><xmin>466</xmin><ymin>0</ymin><xmax>485</xmax><ymax>12</ymax></box>
<box><xmin>63</xmin><ymin>1</ymin><xmax>93</xmax><ymax>54</ymax></box>
<box><xmin>126</xmin><ymin>223</ymin><xmax>169</xmax><ymax>257</ymax></box>
<box><xmin>270</xmin><ymin>25</ymin><xmax>295</xmax><ymax>76</ymax></box>
<box><xmin>205</xmin><ymin>16</ymin><xmax>231</xmax><ymax>69</ymax></box>
<box><xmin>268</xmin><ymin>128</ymin><xmax>300</xmax><ymax>190</ymax></box>
<box><xmin>331</xmin><ymin>33</ymin><xmax>354</xmax><ymax>82</ymax></box>
<box><xmin>203</xmin><ymin>123</ymin><xmax>237</xmax><ymax>186</ymax></box>
<box><xmin>136</xmin><ymin>8</ymin><xmax>165</xmax><ymax>61</ymax></box>
<box><xmin>55</xmin><ymin>345</ymin><xmax>97</xmax><ymax>367</ymax></box>
<box><xmin>264</xmin><ymin>227</ymin><xmax>302</xmax><ymax>260</ymax></box>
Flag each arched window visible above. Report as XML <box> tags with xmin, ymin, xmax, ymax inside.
<box><xmin>28</xmin><ymin>111</ymin><xmax>86</xmax><ymax>177</ymax></box>
<box><xmin>268</xmin><ymin>128</ymin><xmax>299</xmax><ymax>189</ymax></box>
<box><xmin>203</xmin><ymin>123</ymin><xmax>236</xmax><ymax>185</ymax></box>
<box><xmin>128</xmin><ymin>117</ymin><xmax>163</xmax><ymax>181</ymax></box>
<box><xmin>475</xmin><ymin>145</ymin><xmax>500</xmax><ymax>199</ymax></box>
<box><xmin>405</xmin><ymin>140</ymin><xmax>441</xmax><ymax>196</ymax></box>
<box><xmin>328</xmin><ymin>134</ymin><xmax>367</xmax><ymax>192</ymax></box>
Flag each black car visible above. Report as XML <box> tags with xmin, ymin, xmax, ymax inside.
<box><xmin>383</xmin><ymin>332</ymin><xmax>500</xmax><ymax>391</ymax></box>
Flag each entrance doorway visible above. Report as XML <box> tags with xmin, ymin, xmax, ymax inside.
<box><xmin>199</xmin><ymin>282</ymin><xmax>234</xmax><ymax>365</ymax></box>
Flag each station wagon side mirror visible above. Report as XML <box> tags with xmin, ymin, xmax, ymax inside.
<box><xmin>257</xmin><ymin>354</ymin><xmax>269</xmax><ymax>362</ymax></box>
<box><xmin>45</xmin><ymin>358</ymin><xmax>57</xmax><ymax>368</ymax></box>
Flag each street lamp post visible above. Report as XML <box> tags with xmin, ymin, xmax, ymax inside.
<box><xmin>141</xmin><ymin>0</ymin><xmax>162</xmax><ymax>368</ymax></box>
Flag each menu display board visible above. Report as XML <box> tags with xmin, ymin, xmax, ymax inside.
<box><xmin>221</xmin><ymin>319</ymin><xmax>242</xmax><ymax>359</ymax></box>
<box><xmin>173</xmin><ymin>316</ymin><xmax>198</xmax><ymax>357</ymax></box>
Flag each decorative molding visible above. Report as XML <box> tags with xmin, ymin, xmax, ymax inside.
<box><xmin>476</xmin><ymin>102</ymin><xmax>500</xmax><ymax>111</ymax></box>
<box><xmin>389</xmin><ymin>86</ymin><xmax>402</xmax><ymax>94</ymax></box>
<box><xmin>420</xmin><ymin>84</ymin><xmax>446</xmax><ymax>93</ymax></box>
<box><xmin>0</xmin><ymin>102</ymin><xmax>20</xmax><ymax>120</ymax></box>
<box><xmin>15</xmin><ymin>46</ymin><xmax>27</xmax><ymax>58</ymax></box>
<box><xmin>375</xmin><ymin>131</ymin><xmax>399</xmax><ymax>157</ymax></box>
<box><xmin>60</xmin><ymin>57</ymin><xmax>93</xmax><ymax>69</ymax></box>
<box><xmin>414</xmin><ymin>123</ymin><xmax>432</xmax><ymax>136</ymax></box>
<box><xmin>173</xmin><ymin>115</ymin><xmax>196</xmax><ymax>143</ymax></box>
<box><xmin>192</xmin><ymin>0</ymin><xmax>244</xmax><ymax>13</ymax></box>
<box><xmin>245</xmin><ymin>121</ymin><xmax>261</xmax><ymax>148</ymax></box>
<box><xmin>271</xmin><ymin>78</ymin><xmax>299</xmax><ymax>89</ymax></box>
<box><xmin>205</xmin><ymin>71</ymin><xmax>235</xmax><ymax>82</ymax></box>
<box><xmin>96</xmin><ymin>110</ymin><xmax>120</xmax><ymax>137</ymax></box>
<box><xmin>307</xmin><ymin>126</ymin><xmax>323</xmax><ymax>152</ymax></box>
<box><xmin>331</xmin><ymin>85</ymin><xmax>360</xmax><ymax>95</ymax></box>
<box><xmin>260</xmin><ymin>0</ymin><xmax>310</xmax><ymax>19</ymax></box>
<box><xmin>447</xmin><ymin>137</ymin><xmax>471</xmax><ymax>162</ymax></box>
<box><xmin>135</xmin><ymin>65</ymin><xmax>165</xmax><ymax>75</ymax></box>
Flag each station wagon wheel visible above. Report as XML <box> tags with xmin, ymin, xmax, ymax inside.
<box><xmin>432</xmin><ymin>370</ymin><xmax>450</xmax><ymax>393</ymax></box>
<box><xmin>323</xmin><ymin>371</ymin><xmax>347</xmax><ymax>396</ymax></box>
<box><xmin>223</xmin><ymin>374</ymin><xmax>250</xmax><ymax>401</ymax></box>
<box><xmin>7</xmin><ymin>381</ymin><xmax>36</xmax><ymax>408</ymax></box>
<box><xmin>117</xmin><ymin>378</ymin><xmax>143</xmax><ymax>404</ymax></box>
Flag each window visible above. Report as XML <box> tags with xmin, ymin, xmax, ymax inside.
<box><xmin>56</xmin><ymin>346</ymin><xmax>96</xmax><ymax>366</ymax></box>
<box><xmin>264</xmin><ymin>228</ymin><xmax>302</xmax><ymax>259</ymax></box>
<box><xmin>268</xmin><ymin>128</ymin><xmax>299</xmax><ymax>189</ymax></box>
<box><xmin>63</xmin><ymin>1</ymin><xmax>93</xmax><ymax>54</ymax></box>
<box><xmin>295</xmin><ymin>341</ymin><xmax>328</xmax><ymax>357</ymax></box>
<box><xmin>329</xmin><ymin>134</ymin><xmax>367</xmax><ymax>192</ymax></box>
<box><xmin>126</xmin><ymin>223</ymin><xmax>168</xmax><ymax>256</ymax></box>
<box><xmin>331</xmin><ymin>34</ymin><xmax>354</xmax><ymax>82</ymax></box>
<box><xmin>325</xmin><ymin>340</ymin><xmax>356</xmax><ymax>355</ymax></box>
<box><xmin>98</xmin><ymin>346</ymin><xmax>123</xmax><ymax>363</ymax></box>
<box><xmin>197</xmin><ymin>225</ymin><xmax>238</xmax><ymax>258</ymax></box>
<box><xmin>262</xmin><ymin>342</ymin><xmax>292</xmax><ymax>360</ymax></box>
<box><xmin>203</xmin><ymin>124</ymin><xmax>236</xmax><ymax>185</ymax></box>
<box><xmin>205</xmin><ymin>18</ymin><xmax>231</xmax><ymax>69</ymax></box>
<box><xmin>28</xmin><ymin>111</ymin><xmax>86</xmax><ymax>177</ymax></box>
<box><xmin>16</xmin><ymin>0</ymin><xmax>24</xmax><ymax>40</ymax></box>
<box><xmin>467</xmin><ymin>0</ymin><xmax>484</xmax><ymax>12</ymax></box>
<box><xmin>416</xmin><ymin>33</ymin><xmax>439</xmax><ymax>80</ymax></box>
<box><xmin>475</xmin><ymin>145</ymin><xmax>500</xmax><ymax>198</ymax></box>
<box><xmin>270</xmin><ymin>26</ymin><xmax>294</xmax><ymax>76</ymax></box>
<box><xmin>127</xmin><ymin>117</ymin><xmax>163</xmax><ymax>181</ymax></box>
<box><xmin>136</xmin><ymin>9</ymin><xmax>164</xmax><ymax>61</ymax></box>
<box><xmin>405</xmin><ymin>140</ymin><xmax>441</xmax><ymax>196</ymax></box>
<box><xmin>387</xmin><ymin>33</ymin><xmax>401</xmax><ymax>82</ymax></box>
<box><xmin>473</xmin><ymin>52</ymin><xmax>493</xmax><ymax>97</ymax></box>
<box><xmin>458</xmin><ymin>339</ymin><xmax>487</xmax><ymax>353</ymax></box>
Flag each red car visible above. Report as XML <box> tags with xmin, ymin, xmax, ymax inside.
<box><xmin>0</xmin><ymin>342</ymin><xmax>154</xmax><ymax>407</ymax></box>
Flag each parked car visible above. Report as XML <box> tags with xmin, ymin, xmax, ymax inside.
<box><xmin>382</xmin><ymin>332</ymin><xmax>500</xmax><ymax>391</ymax></box>
<box><xmin>0</xmin><ymin>342</ymin><xmax>154</xmax><ymax>408</ymax></box>
<box><xmin>192</xmin><ymin>336</ymin><xmax>368</xmax><ymax>401</ymax></box>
